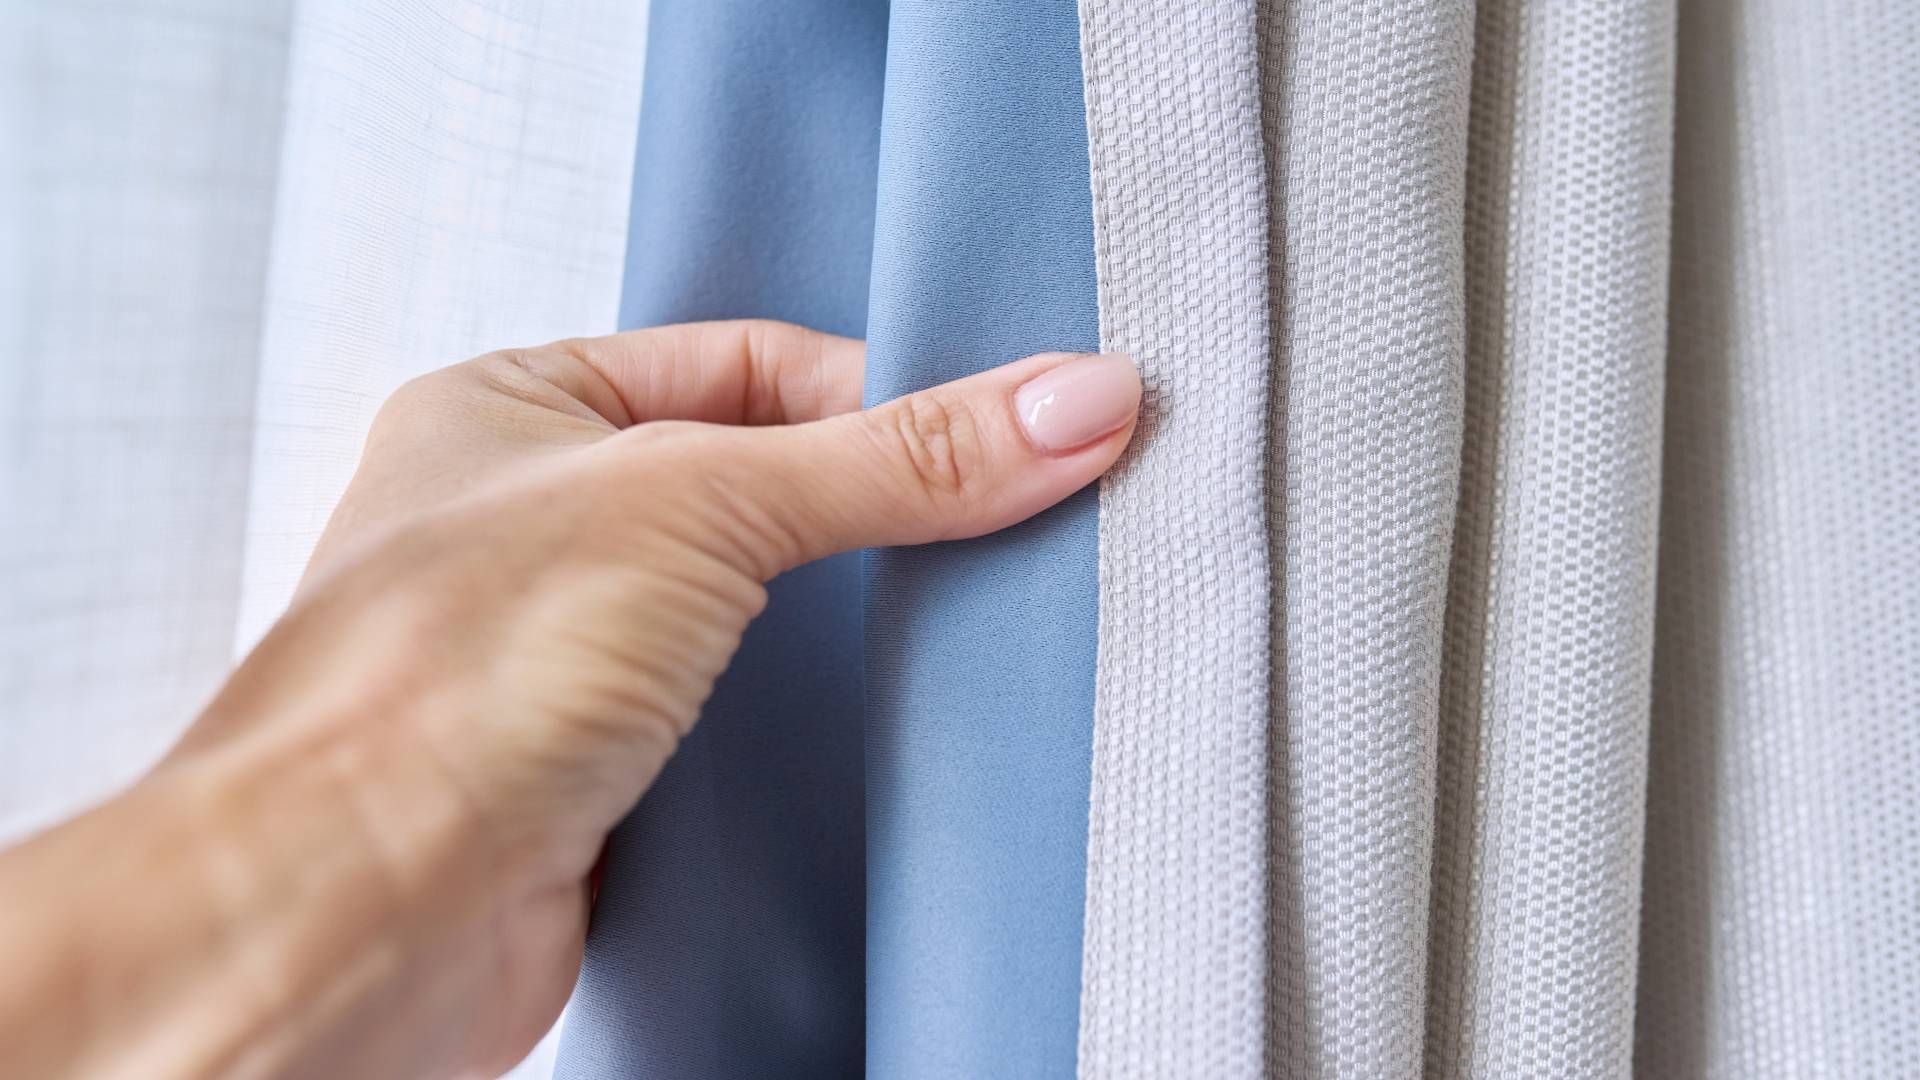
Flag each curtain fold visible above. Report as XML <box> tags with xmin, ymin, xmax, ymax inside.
<box><xmin>1259</xmin><ymin>3</ymin><xmax>1475</xmax><ymax>1075</ymax></box>
<box><xmin>559</xmin><ymin>1</ymin><xmax>883</xmax><ymax>1075</ymax></box>
<box><xmin>861</xmin><ymin>3</ymin><xmax>1102</xmax><ymax>1074</ymax></box>
<box><xmin>1638</xmin><ymin>2</ymin><xmax>1920</xmax><ymax>1073</ymax></box>
<box><xmin>1075</xmin><ymin>2</ymin><xmax>1273</xmax><ymax>1074</ymax></box>
<box><xmin>1428</xmin><ymin>3</ymin><xmax>1673</xmax><ymax>1076</ymax></box>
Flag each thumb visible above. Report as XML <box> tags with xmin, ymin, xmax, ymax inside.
<box><xmin>720</xmin><ymin>350</ymin><xmax>1140</xmax><ymax>568</ymax></box>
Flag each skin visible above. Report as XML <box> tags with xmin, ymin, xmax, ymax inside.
<box><xmin>0</xmin><ymin>320</ymin><xmax>1139</xmax><ymax>1079</ymax></box>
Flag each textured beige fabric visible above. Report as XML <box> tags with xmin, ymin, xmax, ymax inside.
<box><xmin>1638</xmin><ymin>2</ymin><xmax>1920</xmax><ymax>1076</ymax></box>
<box><xmin>1258</xmin><ymin>2</ymin><xmax>1474</xmax><ymax>1075</ymax></box>
<box><xmin>1142</xmin><ymin>2</ymin><xmax>1918</xmax><ymax>1076</ymax></box>
<box><xmin>1076</xmin><ymin>2</ymin><xmax>1273</xmax><ymax>1076</ymax></box>
<box><xmin>1428</xmin><ymin>4</ymin><xmax>1672</xmax><ymax>1077</ymax></box>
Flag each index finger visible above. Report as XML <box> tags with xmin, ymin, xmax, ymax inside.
<box><xmin>506</xmin><ymin>319</ymin><xmax>866</xmax><ymax>428</ymax></box>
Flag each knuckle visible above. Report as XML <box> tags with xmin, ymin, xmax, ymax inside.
<box><xmin>370</xmin><ymin>371</ymin><xmax>448</xmax><ymax>436</ymax></box>
<box><xmin>547</xmin><ymin>336</ymin><xmax>604</xmax><ymax>372</ymax></box>
<box><xmin>739</xmin><ymin>320</ymin><xmax>817</xmax><ymax>424</ymax></box>
<box><xmin>886</xmin><ymin>391</ymin><xmax>981</xmax><ymax>500</ymax></box>
<box><xmin>468</xmin><ymin>347</ymin><xmax>539</xmax><ymax>391</ymax></box>
<box><xmin>612</xmin><ymin>418</ymin><xmax>711</xmax><ymax>453</ymax></box>
<box><xmin>471</xmin><ymin>348</ymin><xmax>571</xmax><ymax>409</ymax></box>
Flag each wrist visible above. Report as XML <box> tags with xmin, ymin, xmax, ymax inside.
<box><xmin>0</xmin><ymin>716</ymin><xmax>499</xmax><ymax>1078</ymax></box>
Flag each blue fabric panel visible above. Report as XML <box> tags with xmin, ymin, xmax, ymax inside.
<box><xmin>862</xmin><ymin>3</ymin><xmax>1101</xmax><ymax>1077</ymax></box>
<box><xmin>555</xmin><ymin>1</ymin><xmax>888</xmax><ymax>1077</ymax></box>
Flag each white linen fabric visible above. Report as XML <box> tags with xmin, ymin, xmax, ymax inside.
<box><xmin>235</xmin><ymin>0</ymin><xmax>649</xmax><ymax>650</ymax></box>
<box><xmin>2</xmin><ymin>0</ymin><xmax>294</xmax><ymax>842</ymax></box>
<box><xmin>3</xmin><ymin>0</ymin><xmax>646</xmax><ymax>825</ymax></box>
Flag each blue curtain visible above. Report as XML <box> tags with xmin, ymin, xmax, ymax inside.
<box><xmin>556</xmin><ymin>1</ymin><xmax>1100</xmax><ymax>1076</ymax></box>
<box><xmin>558</xmin><ymin>2</ymin><xmax>883</xmax><ymax>1076</ymax></box>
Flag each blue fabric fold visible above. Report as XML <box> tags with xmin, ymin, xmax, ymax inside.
<box><xmin>862</xmin><ymin>3</ymin><xmax>1100</xmax><ymax>1076</ymax></box>
<box><xmin>558</xmin><ymin>2</ymin><xmax>1099</xmax><ymax>1076</ymax></box>
<box><xmin>557</xmin><ymin>2</ymin><xmax>887</xmax><ymax>1077</ymax></box>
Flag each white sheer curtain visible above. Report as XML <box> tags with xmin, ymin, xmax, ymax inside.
<box><xmin>3</xmin><ymin>0</ymin><xmax>646</xmax><ymax>832</ymax></box>
<box><xmin>3</xmin><ymin>2</ymin><xmax>649</xmax><ymax>1072</ymax></box>
<box><xmin>3</xmin><ymin>0</ymin><xmax>293</xmax><ymax>840</ymax></box>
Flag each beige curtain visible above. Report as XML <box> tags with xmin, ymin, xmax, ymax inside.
<box><xmin>1249</xmin><ymin>2</ymin><xmax>1919</xmax><ymax>1076</ymax></box>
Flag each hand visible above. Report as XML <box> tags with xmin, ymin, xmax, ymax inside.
<box><xmin>0</xmin><ymin>320</ymin><xmax>1138</xmax><ymax>1079</ymax></box>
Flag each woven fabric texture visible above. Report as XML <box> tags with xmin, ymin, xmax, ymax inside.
<box><xmin>234</xmin><ymin>0</ymin><xmax>647</xmax><ymax>650</ymax></box>
<box><xmin>1075</xmin><ymin>1</ymin><xmax>1273</xmax><ymax>1076</ymax></box>
<box><xmin>0</xmin><ymin>0</ymin><xmax>291</xmax><ymax>843</ymax></box>
<box><xmin>7</xmin><ymin>3</ymin><xmax>1920</xmax><ymax>1078</ymax></box>
<box><xmin>1637</xmin><ymin>1</ymin><xmax>1920</xmax><ymax>1075</ymax></box>
<box><xmin>1428</xmin><ymin>3</ymin><xmax>1673</xmax><ymax>1076</ymax></box>
<box><xmin>1233</xmin><ymin>2</ymin><xmax>1920</xmax><ymax>1076</ymax></box>
<box><xmin>1258</xmin><ymin>3</ymin><xmax>1474</xmax><ymax>1075</ymax></box>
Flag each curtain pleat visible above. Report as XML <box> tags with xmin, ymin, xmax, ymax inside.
<box><xmin>1258</xmin><ymin>3</ymin><xmax>1475</xmax><ymax>1075</ymax></box>
<box><xmin>860</xmin><ymin>3</ymin><xmax>1103</xmax><ymax>1074</ymax></box>
<box><xmin>1638</xmin><ymin>2</ymin><xmax>1920</xmax><ymax>1074</ymax></box>
<box><xmin>1426</xmin><ymin>4</ymin><xmax>1673</xmax><ymax>1076</ymax></box>
<box><xmin>1075</xmin><ymin>2</ymin><xmax>1273</xmax><ymax>1074</ymax></box>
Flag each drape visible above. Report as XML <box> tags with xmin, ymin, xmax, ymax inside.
<box><xmin>562</xmin><ymin>3</ymin><xmax>882</xmax><ymax>1075</ymax></box>
<box><xmin>3</xmin><ymin>0</ymin><xmax>294</xmax><ymax>842</ymax></box>
<box><xmin>4</xmin><ymin>1</ymin><xmax>1916</xmax><ymax>1078</ymax></box>
<box><xmin>3</xmin><ymin>2</ymin><xmax>650</xmax><ymax>1076</ymax></box>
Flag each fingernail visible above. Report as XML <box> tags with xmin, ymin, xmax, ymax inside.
<box><xmin>1013</xmin><ymin>353</ymin><xmax>1141</xmax><ymax>453</ymax></box>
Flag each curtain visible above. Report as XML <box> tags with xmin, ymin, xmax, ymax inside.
<box><xmin>3</xmin><ymin>0</ymin><xmax>294</xmax><ymax>842</ymax></box>
<box><xmin>2</xmin><ymin>2</ymin><xmax>650</xmax><ymax>1076</ymax></box>
<box><xmin>4</xmin><ymin>1</ymin><xmax>1916</xmax><ymax>1078</ymax></box>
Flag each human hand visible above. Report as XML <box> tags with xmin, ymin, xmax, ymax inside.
<box><xmin>0</xmin><ymin>320</ymin><xmax>1137</xmax><ymax>1079</ymax></box>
